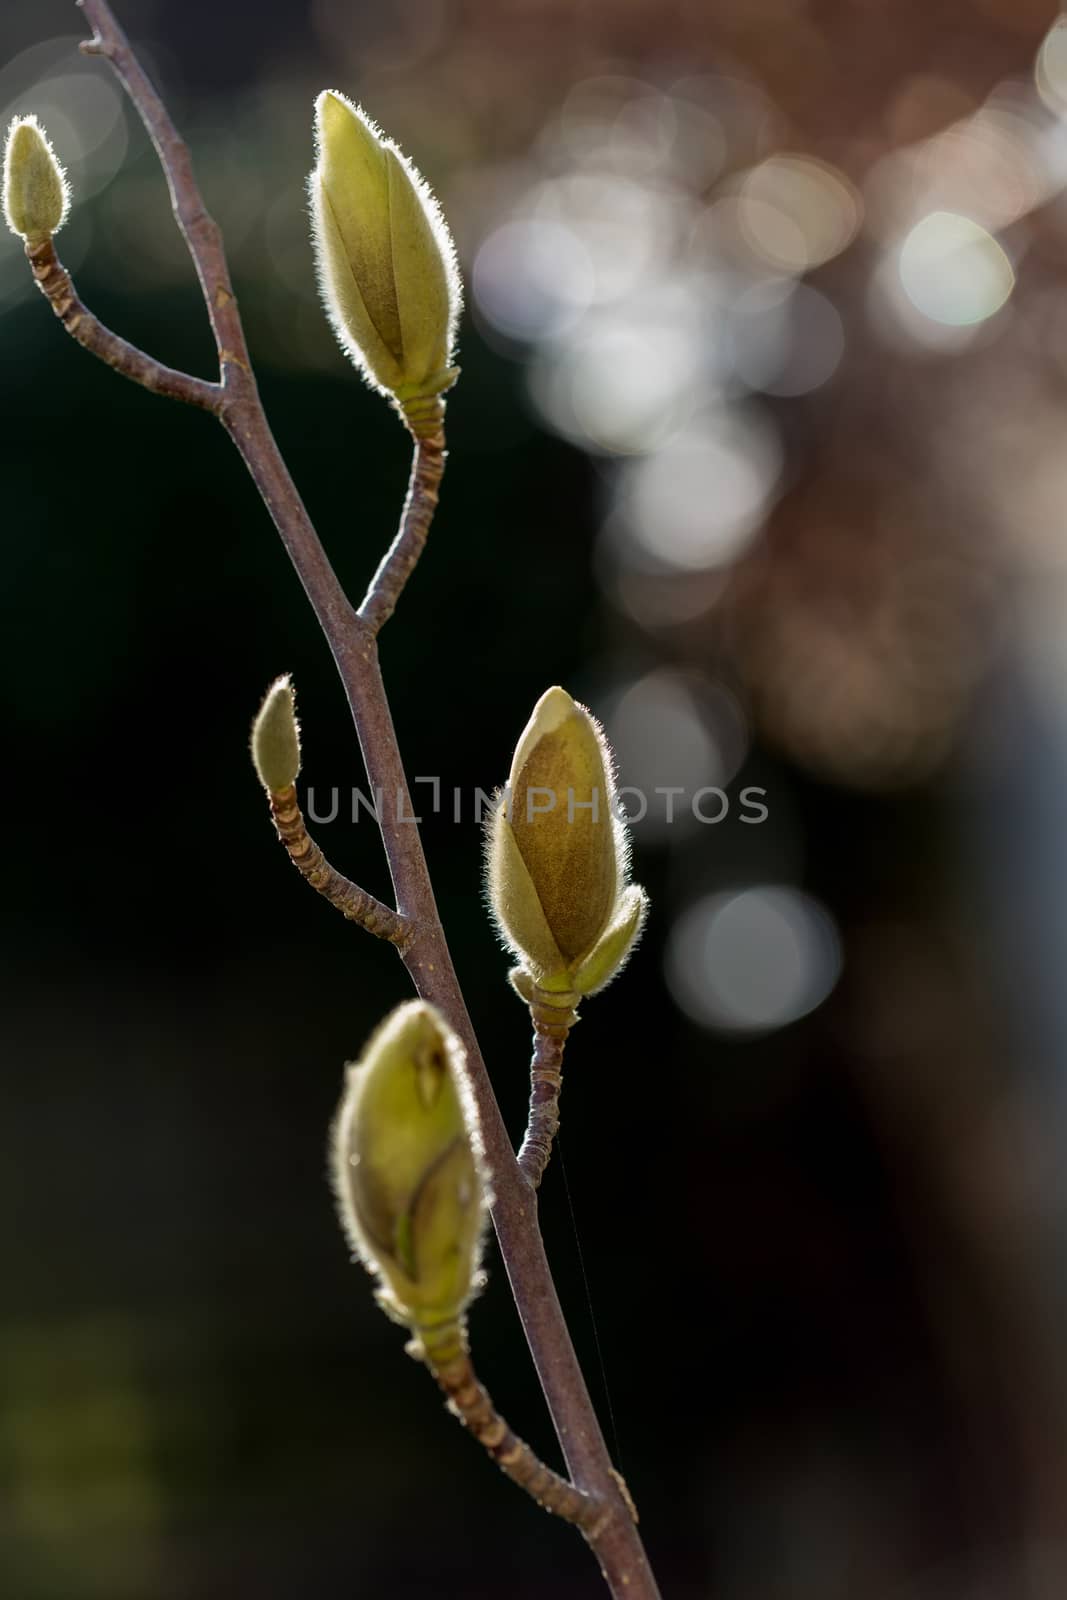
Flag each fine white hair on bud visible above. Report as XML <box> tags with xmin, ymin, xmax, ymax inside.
<box><xmin>2</xmin><ymin>115</ymin><xmax>69</xmax><ymax>240</ymax></box>
<box><xmin>250</xmin><ymin>674</ymin><xmax>301</xmax><ymax>793</ymax></box>
<box><xmin>308</xmin><ymin>90</ymin><xmax>462</xmax><ymax>408</ymax></box>
<box><xmin>331</xmin><ymin>1001</ymin><xmax>490</xmax><ymax>1335</ymax></box>
<box><xmin>485</xmin><ymin>686</ymin><xmax>649</xmax><ymax>999</ymax></box>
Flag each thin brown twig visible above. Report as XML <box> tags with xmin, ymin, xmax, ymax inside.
<box><xmin>77</xmin><ymin>0</ymin><xmax>357</xmax><ymax>652</ymax></box>
<box><xmin>518</xmin><ymin>1028</ymin><xmax>568</xmax><ymax>1189</ymax></box>
<box><xmin>518</xmin><ymin>984</ymin><xmax>580</xmax><ymax>1189</ymax></box>
<box><xmin>266</xmin><ymin>783</ymin><xmax>408</xmax><ymax>946</ymax></box>
<box><xmin>24</xmin><ymin>236</ymin><xmax>220</xmax><ymax>410</ymax></box>
<box><xmin>416</xmin><ymin>1316</ymin><xmax>603</xmax><ymax>1529</ymax></box>
<box><xmin>45</xmin><ymin>7</ymin><xmax>664</xmax><ymax>1595</ymax></box>
<box><xmin>78</xmin><ymin>0</ymin><xmax>252</xmax><ymax>392</ymax></box>
<box><xmin>359</xmin><ymin>415</ymin><xmax>446</xmax><ymax>637</ymax></box>
<box><xmin>429</xmin><ymin>1350</ymin><xmax>604</xmax><ymax>1530</ymax></box>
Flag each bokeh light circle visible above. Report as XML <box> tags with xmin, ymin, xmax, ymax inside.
<box><xmin>666</xmin><ymin>887</ymin><xmax>843</xmax><ymax>1033</ymax></box>
<box><xmin>898</xmin><ymin>211</ymin><xmax>1014</xmax><ymax>327</ymax></box>
<box><xmin>738</xmin><ymin>155</ymin><xmax>862</xmax><ymax>274</ymax></box>
<box><xmin>473</xmin><ymin>218</ymin><xmax>595</xmax><ymax>342</ymax></box>
<box><xmin>621</xmin><ymin>412</ymin><xmax>783</xmax><ymax>571</ymax></box>
<box><xmin>729</xmin><ymin>280</ymin><xmax>845</xmax><ymax>396</ymax></box>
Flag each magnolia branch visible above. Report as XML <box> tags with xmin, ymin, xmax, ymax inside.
<box><xmin>24</xmin><ymin>234</ymin><xmax>220</xmax><ymax>408</ymax></box>
<box><xmin>79</xmin><ymin>0</ymin><xmax>253</xmax><ymax>388</ymax></box>
<box><xmin>265</xmin><ymin>783</ymin><xmax>408</xmax><ymax>946</ymax></box>
<box><xmin>22</xmin><ymin>6</ymin><xmax>665</xmax><ymax>1595</ymax></box>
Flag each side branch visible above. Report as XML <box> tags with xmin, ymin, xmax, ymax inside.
<box><xmin>358</xmin><ymin>415</ymin><xmax>446</xmax><ymax>636</ymax></box>
<box><xmin>78</xmin><ymin>0</ymin><xmax>253</xmax><ymax>388</ymax></box>
<box><xmin>24</xmin><ymin>237</ymin><xmax>220</xmax><ymax>410</ymax></box>
<box><xmin>266</xmin><ymin>783</ymin><xmax>407</xmax><ymax>946</ymax></box>
<box><xmin>419</xmin><ymin>1323</ymin><xmax>606</xmax><ymax>1534</ymax></box>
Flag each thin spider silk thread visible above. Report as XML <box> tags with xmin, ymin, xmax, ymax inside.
<box><xmin>555</xmin><ymin>1132</ymin><xmax>624</xmax><ymax>1473</ymax></box>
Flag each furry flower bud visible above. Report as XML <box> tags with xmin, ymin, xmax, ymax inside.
<box><xmin>3</xmin><ymin>116</ymin><xmax>68</xmax><ymax>240</ymax></box>
<box><xmin>332</xmin><ymin>1002</ymin><xmax>487</xmax><ymax>1331</ymax></box>
<box><xmin>251</xmin><ymin>675</ymin><xmax>301</xmax><ymax>793</ymax></box>
<box><xmin>487</xmin><ymin>687</ymin><xmax>648</xmax><ymax>995</ymax></box>
<box><xmin>309</xmin><ymin>90</ymin><xmax>460</xmax><ymax>409</ymax></box>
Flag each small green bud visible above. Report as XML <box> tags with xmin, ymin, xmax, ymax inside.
<box><xmin>486</xmin><ymin>687</ymin><xmax>648</xmax><ymax>995</ymax></box>
<box><xmin>3</xmin><ymin>115</ymin><xmax>69</xmax><ymax>241</ymax></box>
<box><xmin>309</xmin><ymin>90</ymin><xmax>461</xmax><ymax>408</ymax></box>
<box><xmin>251</xmin><ymin>675</ymin><xmax>301</xmax><ymax>792</ymax></box>
<box><xmin>332</xmin><ymin>1002</ymin><xmax>488</xmax><ymax>1334</ymax></box>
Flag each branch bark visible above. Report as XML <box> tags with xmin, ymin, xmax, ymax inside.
<box><xmin>24</xmin><ymin>234</ymin><xmax>220</xmax><ymax>409</ymax></box>
<box><xmin>265</xmin><ymin>783</ymin><xmax>408</xmax><ymax>946</ymax></box>
<box><xmin>418</xmin><ymin>1317</ymin><xmax>602</xmax><ymax>1531</ymax></box>
<box><xmin>58</xmin><ymin>6</ymin><xmax>664</xmax><ymax>1594</ymax></box>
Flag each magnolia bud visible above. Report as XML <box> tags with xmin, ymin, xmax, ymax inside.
<box><xmin>3</xmin><ymin>116</ymin><xmax>69</xmax><ymax>241</ymax></box>
<box><xmin>309</xmin><ymin>90</ymin><xmax>461</xmax><ymax>410</ymax></box>
<box><xmin>487</xmin><ymin>687</ymin><xmax>648</xmax><ymax>996</ymax></box>
<box><xmin>332</xmin><ymin>1002</ymin><xmax>488</xmax><ymax>1334</ymax></box>
<box><xmin>251</xmin><ymin>675</ymin><xmax>301</xmax><ymax>792</ymax></box>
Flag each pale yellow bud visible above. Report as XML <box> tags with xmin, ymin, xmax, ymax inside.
<box><xmin>332</xmin><ymin>1002</ymin><xmax>488</xmax><ymax>1330</ymax></box>
<box><xmin>309</xmin><ymin>90</ymin><xmax>461</xmax><ymax>408</ymax></box>
<box><xmin>487</xmin><ymin>687</ymin><xmax>648</xmax><ymax>995</ymax></box>
<box><xmin>3</xmin><ymin>116</ymin><xmax>69</xmax><ymax>240</ymax></box>
<box><xmin>250</xmin><ymin>675</ymin><xmax>300</xmax><ymax>792</ymax></box>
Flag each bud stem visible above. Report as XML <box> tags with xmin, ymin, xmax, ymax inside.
<box><xmin>267</xmin><ymin>782</ymin><xmax>408</xmax><ymax>946</ymax></box>
<box><xmin>518</xmin><ymin>1030</ymin><xmax>566</xmax><ymax>1190</ymax></box>
<box><xmin>516</xmin><ymin>985</ymin><xmax>579</xmax><ymax>1188</ymax></box>
<box><xmin>23</xmin><ymin>234</ymin><xmax>220</xmax><ymax>410</ymax></box>
<box><xmin>358</xmin><ymin>411</ymin><xmax>446</xmax><ymax>636</ymax></box>
<box><xmin>421</xmin><ymin>1326</ymin><xmax>606</xmax><ymax>1533</ymax></box>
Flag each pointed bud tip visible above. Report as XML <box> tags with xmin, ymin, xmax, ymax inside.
<box><xmin>508</xmin><ymin>686</ymin><xmax>590</xmax><ymax>788</ymax></box>
<box><xmin>315</xmin><ymin>89</ymin><xmax>376</xmax><ymax>144</ymax></box>
<box><xmin>251</xmin><ymin>675</ymin><xmax>300</xmax><ymax>792</ymax></box>
<box><xmin>3</xmin><ymin>115</ymin><xmax>69</xmax><ymax>240</ymax></box>
<box><xmin>530</xmin><ymin>685</ymin><xmax>575</xmax><ymax>733</ymax></box>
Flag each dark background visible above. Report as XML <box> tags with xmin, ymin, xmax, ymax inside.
<box><xmin>5</xmin><ymin>1</ymin><xmax>1067</xmax><ymax>1596</ymax></box>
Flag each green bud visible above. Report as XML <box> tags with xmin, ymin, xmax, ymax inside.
<box><xmin>486</xmin><ymin>687</ymin><xmax>648</xmax><ymax>995</ymax></box>
<box><xmin>569</xmin><ymin>884</ymin><xmax>648</xmax><ymax>996</ymax></box>
<box><xmin>251</xmin><ymin>675</ymin><xmax>301</xmax><ymax>792</ymax></box>
<box><xmin>309</xmin><ymin>90</ymin><xmax>461</xmax><ymax>409</ymax></box>
<box><xmin>332</xmin><ymin>1002</ymin><xmax>488</xmax><ymax>1333</ymax></box>
<box><xmin>3</xmin><ymin>116</ymin><xmax>69</xmax><ymax>241</ymax></box>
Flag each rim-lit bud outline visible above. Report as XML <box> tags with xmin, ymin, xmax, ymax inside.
<box><xmin>308</xmin><ymin>89</ymin><xmax>462</xmax><ymax>409</ymax></box>
<box><xmin>331</xmin><ymin>1001</ymin><xmax>490</xmax><ymax>1338</ymax></box>
<box><xmin>2</xmin><ymin>114</ymin><xmax>69</xmax><ymax>241</ymax></box>
<box><xmin>486</xmin><ymin>686</ymin><xmax>648</xmax><ymax>999</ymax></box>
<box><xmin>251</xmin><ymin>673</ymin><xmax>301</xmax><ymax>793</ymax></box>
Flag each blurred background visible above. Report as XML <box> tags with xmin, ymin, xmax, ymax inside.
<box><xmin>5</xmin><ymin>0</ymin><xmax>1067</xmax><ymax>1595</ymax></box>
